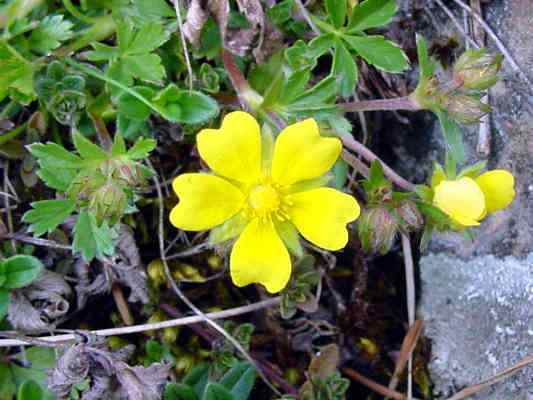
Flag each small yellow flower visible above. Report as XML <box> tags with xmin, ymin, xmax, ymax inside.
<box><xmin>433</xmin><ymin>170</ymin><xmax>515</xmax><ymax>227</ymax></box>
<box><xmin>169</xmin><ymin>112</ymin><xmax>360</xmax><ymax>293</ymax></box>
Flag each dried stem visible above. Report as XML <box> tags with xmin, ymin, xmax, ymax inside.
<box><xmin>111</xmin><ymin>282</ymin><xmax>134</xmax><ymax>326</ymax></box>
<box><xmin>89</xmin><ymin>113</ymin><xmax>113</xmax><ymax>151</ymax></box>
<box><xmin>0</xmin><ymin>298</ymin><xmax>281</xmax><ymax>347</ymax></box>
<box><xmin>341</xmin><ymin>135</ymin><xmax>416</xmax><ymax>191</ymax></box>
<box><xmin>401</xmin><ymin>233</ymin><xmax>416</xmax><ymax>400</ymax></box>
<box><xmin>338</xmin><ymin>96</ymin><xmax>422</xmax><ymax>113</ymax></box>
<box><xmin>2</xmin><ymin>233</ymin><xmax>72</xmax><ymax>250</ymax></box>
<box><xmin>147</xmin><ymin>158</ymin><xmax>281</xmax><ymax>396</ymax></box>
<box><xmin>342</xmin><ymin>367</ymin><xmax>418</xmax><ymax>400</ymax></box>
<box><xmin>173</xmin><ymin>0</ymin><xmax>194</xmax><ymax>91</ymax></box>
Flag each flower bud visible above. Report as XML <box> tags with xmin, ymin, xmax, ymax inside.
<box><xmin>88</xmin><ymin>182</ymin><xmax>127</xmax><ymax>225</ymax></box>
<box><xmin>358</xmin><ymin>207</ymin><xmax>398</xmax><ymax>255</ymax></box>
<box><xmin>147</xmin><ymin>259</ymin><xmax>166</xmax><ymax>286</ymax></box>
<box><xmin>454</xmin><ymin>49</ymin><xmax>503</xmax><ymax>90</ymax></box>
<box><xmin>396</xmin><ymin>200</ymin><xmax>424</xmax><ymax>231</ymax></box>
<box><xmin>445</xmin><ymin>94</ymin><xmax>491</xmax><ymax>124</ymax></box>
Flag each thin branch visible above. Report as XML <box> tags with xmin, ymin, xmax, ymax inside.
<box><xmin>0</xmin><ymin>298</ymin><xmax>281</xmax><ymax>347</ymax></box>
<box><xmin>449</xmin><ymin>0</ymin><xmax>533</xmax><ymax>92</ymax></box>
<box><xmin>341</xmin><ymin>135</ymin><xmax>416</xmax><ymax>191</ymax></box>
<box><xmin>343</xmin><ymin>367</ymin><xmax>420</xmax><ymax>400</ymax></box>
<box><xmin>445</xmin><ymin>354</ymin><xmax>533</xmax><ymax>400</ymax></box>
<box><xmin>166</xmin><ymin>242</ymin><xmax>210</xmax><ymax>260</ymax></box>
<box><xmin>147</xmin><ymin>158</ymin><xmax>281</xmax><ymax>396</ymax></box>
<box><xmin>294</xmin><ymin>0</ymin><xmax>320</xmax><ymax>35</ymax></box>
<box><xmin>173</xmin><ymin>0</ymin><xmax>194</xmax><ymax>91</ymax></box>
<box><xmin>3</xmin><ymin>233</ymin><xmax>72</xmax><ymax>250</ymax></box>
<box><xmin>401</xmin><ymin>233</ymin><xmax>416</xmax><ymax>400</ymax></box>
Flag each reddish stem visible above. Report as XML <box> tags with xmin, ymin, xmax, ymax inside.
<box><xmin>338</xmin><ymin>96</ymin><xmax>421</xmax><ymax>112</ymax></box>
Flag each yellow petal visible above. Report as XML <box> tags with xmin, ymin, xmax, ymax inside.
<box><xmin>271</xmin><ymin>119</ymin><xmax>342</xmax><ymax>186</ymax></box>
<box><xmin>475</xmin><ymin>170</ymin><xmax>515</xmax><ymax>214</ymax></box>
<box><xmin>287</xmin><ymin>188</ymin><xmax>360</xmax><ymax>251</ymax></box>
<box><xmin>170</xmin><ymin>173</ymin><xmax>244</xmax><ymax>231</ymax></box>
<box><xmin>197</xmin><ymin>111</ymin><xmax>262</xmax><ymax>184</ymax></box>
<box><xmin>230</xmin><ymin>218</ymin><xmax>291</xmax><ymax>293</ymax></box>
<box><xmin>433</xmin><ymin>177</ymin><xmax>485</xmax><ymax>226</ymax></box>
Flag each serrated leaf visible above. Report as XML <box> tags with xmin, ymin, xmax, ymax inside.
<box><xmin>117</xmin><ymin>114</ymin><xmax>149</xmax><ymax>140</ymax></box>
<box><xmin>22</xmin><ymin>199</ymin><xmax>76</xmax><ymax>236</ymax></box>
<box><xmin>124</xmin><ymin>23</ymin><xmax>170</xmax><ymax>55</ymax></box>
<box><xmin>85</xmin><ymin>42</ymin><xmax>119</xmax><ymax>61</ymax></box>
<box><xmin>133</xmin><ymin>0</ymin><xmax>176</xmax><ymax>21</ymax></box>
<box><xmin>112</xmin><ymin>133</ymin><xmax>127</xmax><ymax>156</ymax></box>
<box><xmin>1</xmin><ymin>255</ymin><xmax>43</xmax><ymax>289</ymax></box>
<box><xmin>73</xmin><ymin>132</ymin><xmax>109</xmax><ymax>161</ymax></box>
<box><xmin>332</xmin><ymin>39</ymin><xmax>358</xmax><ymax>97</ymax></box>
<box><xmin>29</xmin><ymin>142</ymin><xmax>84</xmax><ymax>169</ymax></box>
<box><xmin>0</xmin><ymin>42</ymin><xmax>35</xmax><ymax>102</ymax></box>
<box><xmin>343</xmin><ymin>35</ymin><xmax>408</xmax><ymax>73</ymax></box>
<box><xmin>348</xmin><ymin>0</ymin><xmax>397</xmax><ymax>32</ymax></box>
<box><xmin>153</xmin><ymin>84</ymin><xmax>219</xmax><ymax>124</ymax></box>
<box><xmin>127</xmin><ymin>137</ymin><xmax>156</xmax><ymax>160</ymax></box>
<box><xmin>28</xmin><ymin>15</ymin><xmax>73</xmax><ymax>54</ymax></box>
<box><xmin>73</xmin><ymin>211</ymin><xmax>116</xmax><ymax>262</ymax></box>
<box><xmin>326</xmin><ymin>0</ymin><xmax>347</xmax><ymax>28</ymax></box>
<box><xmin>37</xmin><ymin>167</ymin><xmax>77</xmax><ymax>192</ymax></box>
<box><xmin>291</xmin><ymin>76</ymin><xmax>337</xmax><ymax>107</ymax></box>
<box><xmin>279</xmin><ymin>68</ymin><xmax>311</xmax><ymax>105</ymax></box>
<box><xmin>437</xmin><ymin>111</ymin><xmax>465</xmax><ymax>164</ymax></box>
<box><xmin>122</xmin><ymin>53</ymin><xmax>167</xmax><ymax>84</ymax></box>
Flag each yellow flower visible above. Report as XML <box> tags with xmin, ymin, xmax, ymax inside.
<box><xmin>433</xmin><ymin>170</ymin><xmax>515</xmax><ymax>227</ymax></box>
<box><xmin>169</xmin><ymin>112</ymin><xmax>360</xmax><ymax>293</ymax></box>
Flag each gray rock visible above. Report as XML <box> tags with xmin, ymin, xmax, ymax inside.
<box><xmin>419</xmin><ymin>252</ymin><xmax>533</xmax><ymax>399</ymax></box>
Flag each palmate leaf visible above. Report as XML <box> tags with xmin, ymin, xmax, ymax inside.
<box><xmin>332</xmin><ymin>39</ymin><xmax>358</xmax><ymax>98</ymax></box>
<box><xmin>0</xmin><ymin>42</ymin><xmax>35</xmax><ymax>103</ymax></box>
<box><xmin>0</xmin><ymin>255</ymin><xmax>43</xmax><ymax>289</ymax></box>
<box><xmin>347</xmin><ymin>0</ymin><xmax>398</xmax><ymax>32</ymax></box>
<box><xmin>343</xmin><ymin>35</ymin><xmax>409</xmax><ymax>73</ymax></box>
<box><xmin>28</xmin><ymin>15</ymin><xmax>74</xmax><ymax>55</ymax></box>
<box><xmin>73</xmin><ymin>211</ymin><xmax>117</xmax><ymax>262</ymax></box>
<box><xmin>22</xmin><ymin>199</ymin><xmax>76</xmax><ymax>236</ymax></box>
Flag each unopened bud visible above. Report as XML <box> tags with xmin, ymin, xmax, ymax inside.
<box><xmin>454</xmin><ymin>49</ymin><xmax>503</xmax><ymax>90</ymax></box>
<box><xmin>358</xmin><ymin>207</ymin><xmax>398</xmax><ymax>255</ymax></box>
<box><xmin>147</xmin><ymin>259</ymin><xmax>166</xmax><ymax>286</ymax></box>
<box><xmin>89</xmin><ymin>182</ymin><xmax>127</xmax><ymax>225</ymax></box>
<box><xmin>396</xmin><ymin>200</ymin><xmax>424</xmax><ymax>231</ymax></box>
<box><xmin>445</xmin><ymin>94</ymin><xmax>491</xmax><ymax>124</ymax></box>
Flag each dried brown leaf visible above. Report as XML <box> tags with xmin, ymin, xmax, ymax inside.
<box><xmin>115</xmin><ymin>361</ymin><xmax>171</xmax><ymax>400</ymax></box>
<box><xmin>48</xmin><ymin>344</ymin><xmax>91</xmax><ymax>398</ymax></box>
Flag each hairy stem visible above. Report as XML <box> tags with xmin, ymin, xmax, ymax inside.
<box><xmin>338</xmin><ymin>96</ymin><xmax>422</xmax><ymax>112</ymax></box>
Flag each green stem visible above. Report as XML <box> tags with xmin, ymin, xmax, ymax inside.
<box><xmin>62</xmin><ymin>0</ymin><xmax>97</xmax><ymax>24</ymax></box>
<box><xmin>65</xmin><ymin>58</ymin><xmax>162</xmax><ymax>116</ymax></box>
<box><xmin>0</xmin><ymin>101</ymin><xmax>16</xmax><ymax>119</ymax></box>
<box><xmin>0</xmin><ymin>123</ymin><xmax>27</xmax><ymax>146</ymax></box>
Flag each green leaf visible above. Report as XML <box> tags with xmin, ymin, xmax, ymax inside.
<box><xmin>73</xmin><ymin>211</ymin><xmax>116</xmax><ymax>262</ymax></box>
<box><xmin>123</xmin><ymin>23</ymin><xmax>170</xmax><ymax>55</ymax></box>
<box><xmin>117</xmin><ymin>86</ymin><xmax>155</xmax><ymax>120</ymax></box>
<box><xmin>182</xmin><ymin>364</ymin><xmax>209</xmax><ymax>398</ymax></box>
<box><xmin>17</xmin><ymin>380</ymin><xmax>44</xmax><ymax>400</ymax></box>
<box><xmin>202</xmin><ymin>383</ymin><xmax>234</xmax><ymax>400</ymax></box>
<box><xmin>220</xmin><ymin>362</ymin><xmax>257</xmax><ymax>400</ymax></box>
<box><xmin>29</xmin><ymin>142</ymin><xmax>84</xmax><ymax>169</ymax></box>
<box><xmin>153</xmin><ymin>84</ymin><xmax>219</xmax><ymax>124</ymax></box>
<box><xmin>86</xmin><ymin>42</ymin><xmax>119</xmax><ymax>61</ymax></box>
<box><xmin>112</xmin><ymin>133</ymin><xmax>127</xmax><ymax>156</ymax></box>
<box><xmin>0</xmin><ymin>42</ymin><xmax>35</xmax><ymax>102</ymax></box>
<box><xmin>343</xmin><ymin>35</ymin><xmax>408</xmax><ymax>73</ymax></box>
<box><xmin>332</xmin><ymin>39</ymin><xmax>358</xmax><ymax>98</ymax></box>
<box><xmin>11</xmin><ymin>348</ymin><xmax>56</xmax><ymax>398</ymax></box>
<box><xmin>0</xmin><ymin>289</ymin><xmax>9</xmax><ymax>320</ymax></box>
<box><xmin>437</xmin><ymin>111</ymin><xmax>465</xmax><ymax>164</ymax></box>
<box><xmin>0</xmin><ymin>361</ymin><xmax>16</xmax><ymax>398</ymax></box>
<box><xmin>279</xmin><ymin>68</ymin><xmax>311</xmax><ymax>105</ymax></box>
<box><xmin>1</xmin><ymin>255</ymin><xmax>43</xmax><ymax>289</ymax></box>
<box><xmin>326</xmin><ymin>0</ymin><xmax>347</xmax><ymax>28</ymax></box>
<box><xmin>36</xmin><ymin>167</ymin><xmax>77</xmax><ymax>192</ymax></box>
<box><xmin>458</xmin><ymin>161</ymin><xmax>487</xmax><ymax>179</ymax></box>
<box><xmin>348</xmin><ymin>0</ymin><xmax>397</xmax><ymax>32</ymax></box>
<box><xmin>333</xmin><ymin>158</ymin><xmax>349</xmax><ymax>189</ymax></box>
<box><xmin>121</xmin><ymin>54</ymin><xmax>167</xmax><ymax>84</ymax></box>
<box><xmin>72</xmin><ymin>132</ymin><xmax>109</xmax><ymax>161</ymax></box>
<box><xmin>291</xmin><ymin>76</ymin><xmax>337</xmax><ymax>107</ymax></box>
<box><xmin>164</xmin><ymin>383</ymin><xmax>199</xmax><ymax>400</ymax></box>
<box><xmin>22</xmin><ymin>199</ymin><xmax>76</xmax><ymax>236</ymax></box>
<box><xmin>133</xmin><ymin>0</ymin><xmax>176</xmax><ymax>20</ymax></box>
<box><xmin>117</xmin><ymin>114</ymin><xmax>149</xmax><ymax>140</ymax></box>
<box><xmin>127</xmin><ymin>137</ymin><xmax>157</xmax><ymax>159</ymax></box>
<box><xmin>28</xmin><ymin>15</ymin><xmax>73</xmax><ymax>54</ymax></box>
<box><xmin>416</xmin><ymin>34</ymin><xmax>435</xmax><ymax>79</ymax></box>
<box><xmin>276</xmin><ymin>221</ymin><xmax>303</xmax><ymax>258</ymax></box>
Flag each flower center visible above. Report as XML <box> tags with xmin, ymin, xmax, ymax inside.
<box><xmin>248</xmin><ymin>185</ymin><xmax>280</xmax><ymax>214</ymax></box>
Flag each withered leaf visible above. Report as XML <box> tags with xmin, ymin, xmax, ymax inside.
<box><xmin>308</xmin><ymin>343</ymin><xmax>340</xmax><ymax>380</ymax></box>
<box><xmin>115</xmin><ymin>361</ymin><xmax>171</xmax><ymax>400</ymax></box>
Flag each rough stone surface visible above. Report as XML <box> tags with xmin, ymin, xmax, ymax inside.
<box><xmin>413</xmin><ymin>1</ymin><xmax>533</xmax><ymax>398</ymax></box>
<box><xmin>419</xmin><ymin>253</ymin><xmax>533</xmax><ymax>399</ymax></box>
